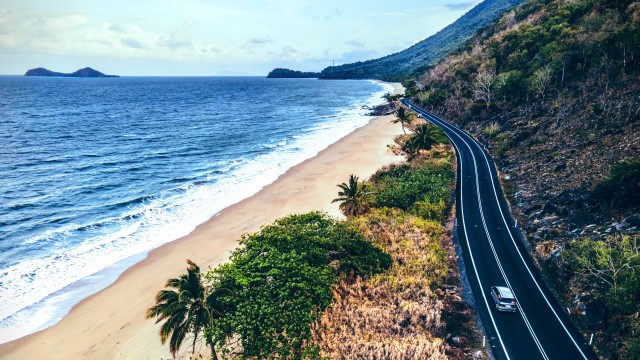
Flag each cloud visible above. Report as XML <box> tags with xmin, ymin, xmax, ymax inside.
<box><xmin>345</xmin><ymin>39</ymin><xmax>366</xmax><ymax>48</ymax></box>
<box><xmin>157</xmin><ymin>20</ymin><xmax>194</xmax><ymax>50</ymax></box>
<box><xmin>445</xmin><ymin>1</ymin><xmax>478</xmax><ymax>11</ymax></box>
<box><xmin>268</xmin><ymin>45</ymin><xmax>312</xmax><ymax>60</ymax></box>
<box><xmin>339</xmin><ymin>48</ymin><xmax>379</xmax><ymax>63</ymax></box>
<box><xmin>248</xmin><ymin>37</ymin><xmax>273</xmax><ymax>45</ymax></box>
<box><xmin>120</xmin><ymin>37</ymin><xmax>142</xmax><ymax>49</ymax></box>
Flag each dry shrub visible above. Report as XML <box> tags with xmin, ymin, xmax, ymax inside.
<box><xmin>312</xmin><ymin>209</ymin><xmax>451</xmax><ymax>359</ymax></box>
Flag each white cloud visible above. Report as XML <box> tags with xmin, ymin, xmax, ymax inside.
<box><xmin>0</xmin><ymin>1</ymin><xmax>483</xmax><ymax>75</ymax></box>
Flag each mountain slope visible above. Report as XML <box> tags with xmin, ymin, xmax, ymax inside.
<box><xmin>407</xmin><ymin>0</ymin><xmax>640</xmax><ymax>358</ymax></box>
<box><xmin>318</xmin><ymin>0</ymin><xmax>525</xmax><ymax>81</ymax></box>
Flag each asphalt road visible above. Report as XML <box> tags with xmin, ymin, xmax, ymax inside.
<box><xmin>402</xmin><ymin>99</ymin><xmax>597</xmax><ymax>360</ymax></box>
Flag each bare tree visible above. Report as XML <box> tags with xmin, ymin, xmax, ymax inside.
<box><xmin>531</xmin><ymin>66</ymin><xmax>553</xmax><ymax>100</ymax></box>
<box><xmin>473</xmin><ymin>68</ymin><xmax>496</xmax><ymax>108</ymax></box>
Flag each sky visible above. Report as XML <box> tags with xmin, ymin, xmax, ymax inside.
<box><xmin>0</xmin><ymin>0</ymin><xmax>482</xmax><ymax>76</ymax></box>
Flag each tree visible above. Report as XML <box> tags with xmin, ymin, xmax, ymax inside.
<box><xmin>146</xmin><ymin>260</ymin><xmax>223</xmax><ymax>360</ymax></box>
<box><xmin>392</xmin><ymin>107</ymin><xmax>414</xmax><ymax>134</ymax></box>
<box><xmin>403</xmin><ymin>124</ymin><xmax>447</xmax><ymax>159</ymax></box>
<box><xmin>206</xmin><ymin>212</ymin><xmax>391</xmax><ymax>358</ymax></box>
<box><xmin>531</xmin><ymin>66</ymin><xmax>553</xmax><ymax>100</ymax></box>
<box><xmin>332</xmin><ymin>174</ymin><xmax>370</xmax><ymax>216</ymax></box>
<box><xmin>473</xmin><ymin>67</ymin><xmax>497</xmax><ymax>108</ymax></box>
<box><xmin>565</xmin><ymin>235</ymin><xmax>640</xmax><ymax>301</ymax></box>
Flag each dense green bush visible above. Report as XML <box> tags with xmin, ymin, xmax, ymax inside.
<box><xmin>206</xmin><ymin>212</ymin><xmax>391</xmax><ymax>359</ymax></box>
<box><xmin>371</xmin><ymin>161</ymin><xmax>453</xmax><ymax>211</ymax></box>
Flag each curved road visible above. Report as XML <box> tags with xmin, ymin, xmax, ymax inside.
<box><xmin>402</xmin><ymin>99</ymin><xmax>597</xmax><ymax>360</ymax></box>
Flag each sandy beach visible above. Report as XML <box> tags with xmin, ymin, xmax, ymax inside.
<box><xmin>0</xmin><ymin>85</ymin><xmax>405</xmax><ymax>359</ymax></box>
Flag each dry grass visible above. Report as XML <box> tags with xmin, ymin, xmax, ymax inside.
<box><xmin>312</xmin><ymin>209</ymin><xmax>457</xmax><ymax>359</ymax></box>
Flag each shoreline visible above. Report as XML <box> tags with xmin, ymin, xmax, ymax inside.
<box><xmin>0</xmin><ymin>83</ymin><xmax>405</xmax><ymax>359</ymax></box>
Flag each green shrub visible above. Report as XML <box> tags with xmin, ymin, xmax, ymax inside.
<box><xmin>371</xmin><ymin>161</ymin><xmax>453</xmax><ymax>213</ymax></box>
<box><xmin>206</xmin><ymin>212</ymin><xmax>391</xmax><ymax>359</ymax></box>
<box><xmin>410</xmin><ymin>199</ymin><xmax>446</xmax><ymax>220</ymax></box>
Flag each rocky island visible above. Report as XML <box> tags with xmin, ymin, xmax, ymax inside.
<box><xmin>266</xmin><ymin>68</ymin><xmax>319</xmax><ymax>78</ymax></box>
<box><xmin>25</xmin><ymin>67</ymin><xmax>119</xmax><ymax>77</ymax></box>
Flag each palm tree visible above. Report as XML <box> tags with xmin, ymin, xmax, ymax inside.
<box><xmin>332</xmin><ymin>174</ymin><xmax>370</xmax><ymax>216</ymax></box>
<box><xmin>392</xmin><ymin>107</ymin><xmax>413</xmax><ymax>134</ymax></box>
<box><xmin>404</xmin><ymin>124</ymin><xmax>443</xmax><ymax>159</ymax></box>
<box><xmin>147</xmin><ymin>260</ymin><xmax>221</xmax><ymax>359</ymax></box>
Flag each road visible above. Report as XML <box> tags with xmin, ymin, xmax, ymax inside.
<box><xmin>401</xmin><ymin>99</ymin><xmax>597</xmax><ymax>360</ymax></box>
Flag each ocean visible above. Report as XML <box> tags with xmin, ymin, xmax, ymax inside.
<box><xmin>0</xmin><ymin>76</ymin><xmax>392</xmax><ymax>343</ymax></box>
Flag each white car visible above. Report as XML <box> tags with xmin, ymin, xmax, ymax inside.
<box><xmin>490</xmin><ymin>286</ymin><xmax>517</xmax><ymax>312</ymax></box>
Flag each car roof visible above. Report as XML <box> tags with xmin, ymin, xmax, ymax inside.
<box><xmin>495</xmin><ymin>286</ymin><xmax>515</xmax><ymax>298</ymax></box>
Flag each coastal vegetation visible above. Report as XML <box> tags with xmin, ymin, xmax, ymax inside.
<box><xmin>146</xmin><ymin>260</ymin><xmax>226</xmax><ymax>359</ymax></box>
<box><xmin>392</xmin><ymin>107</ymin><xmax>413</xmax><ymax>135</ymax></box>
<box><xmin>331</xmin><ymin>174</ymin><xmax>370</xmax><ymax>217</ymax></box>
<box><xmin>148</xmin><ymin>213</ymin><xmax>391</xmax><ymax>358</ymax></box>
<box><xmin>313</xmin><ymin>132</ymin><xmax>481</xmax><ymax>358</ymax></box>
<box><xmin>403</xmin><ymin>0</ymin><xmax>640</xmax><ymax>356</ymax></box>
<box><xmin>147</xmin><ymin>110</ymin><xmax>482</xmax><ymax>358</ymax></box>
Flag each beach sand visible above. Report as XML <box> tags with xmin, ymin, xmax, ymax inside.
<box><xmin>0</xmin><ymin>86</ymin><xmax>405</xmax><ymax>359</ymax></box>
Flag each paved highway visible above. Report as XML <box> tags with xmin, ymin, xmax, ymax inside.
<box><xmin>402</xmin><ymin>99</ymin><xmax>597</xmax><ymax>360</ymax></box>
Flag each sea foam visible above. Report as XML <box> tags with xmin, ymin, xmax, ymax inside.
<box><xmin>0</xmin><ymin>78</ymin><xmax>394</xmax><ymax>343</ymax></box>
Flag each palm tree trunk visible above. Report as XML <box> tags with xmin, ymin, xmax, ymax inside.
<box><xmin>210</xmin><ymin>343</ymin><xmax>219</xmax><ymax>360</ymax></box>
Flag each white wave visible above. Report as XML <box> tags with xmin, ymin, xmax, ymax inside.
<box><xmin>0</xmin><ymin>80</ymin><xmax>393</xmax><ymax>344</ymax></box>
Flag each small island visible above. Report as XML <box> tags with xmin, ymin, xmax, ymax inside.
<box><xmin>266</xmin><ymin>68</ymin><xmax>319</xmax><ymax>78</ymax></box>
<box><xmin>25</xmin><ymin>67</ymin><xmax>119</xmax><ymax>78</ymax></box>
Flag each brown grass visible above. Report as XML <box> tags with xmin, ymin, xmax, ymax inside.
<box><xmin>313</xmin><ymin>209</ymin><xmax>460</xmax><ymax>359</ymax></box>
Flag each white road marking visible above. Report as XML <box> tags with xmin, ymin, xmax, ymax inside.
<box><xmin>408</xmin><ymin>100</ymin><xmax>590</xmax><ymax>359</ymax></box>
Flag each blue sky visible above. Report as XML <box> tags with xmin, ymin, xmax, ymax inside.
<box><xmin>0</xmin><ymin>0</ymin><xmax>481</xmax><ymax>76</ymax></box>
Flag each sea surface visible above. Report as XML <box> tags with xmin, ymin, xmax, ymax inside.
<box><xmin>0</xmin><ymin>76</ymin><xmax>392</xmax><ymax>343</ymax></box>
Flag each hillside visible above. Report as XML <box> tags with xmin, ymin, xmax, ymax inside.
<box><xmin>406</xmin><ymin>0</ymin><xmax>640</xmax><ymax>358</ymax></box>
<box><xmin>318</xmin><ymin>0</ymin><xmax>525</xmax><ymax>81</ymax></box>
<box><xmin>25</xmin><ymin>67</ymin><xmax>118</xmax><ymax>77</ymax></box>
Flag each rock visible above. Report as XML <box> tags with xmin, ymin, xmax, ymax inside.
<box><xmin>585</xmin><ymin>300</ymin><xmax>608</xmax><ymax>329</ymax></box>
<box><xmin>612</xmin><ymin>222</ymin><xmax>626</xmax><ymax>231</ymax></box>
<box><xmin>556</xmin><ymin>189</ymin><xmax>589</xmax><ymax>206</ymax></box>
<box><xmin>542</xmin><ymin>202</ymin><xmax>558</xmax><ymax>215</ymax></box>
<box><xmin>526</xmin><ymin>204</ymin><xmax>543</xmax><ymax>214</ymax></box>
<box><xmin>623</xmin><ymin>214</ymin><xmax>640</xmax><ymax>227</ymax></box>
<box><xmin>554</xmin><ymin>163</ymin><xmax>567</xmax><ymax>172</ymax></box>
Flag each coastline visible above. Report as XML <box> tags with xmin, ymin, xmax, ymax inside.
<box><xmin>0</xmin><ymin>83</ymin><xmax>405</xmax><ymax>359</ymax></box>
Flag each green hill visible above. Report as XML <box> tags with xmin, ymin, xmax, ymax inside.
<box><xmin>266</xmin><ymin>68</ymin><xmax>320</xmax><ymax>78</ymax></box>
<box><xmin>25</xmin><ymin>67</ymin><xmax>118</xmax><ymax>77</ymax></box>
<box><xmin>318</xmin><ymin>0</ymin><xmax>525</xmax><ymax>81</ymax></box>
<box><xmin>407</xmin><ymin>0</ymin><xmax>640</xmax><ymax>357</ymax></box>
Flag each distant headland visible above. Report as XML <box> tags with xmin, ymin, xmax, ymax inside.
<box><xmin>266</xmin><ymin>68</ymin><xmax>319</xmax><ymax>78</ymax></box>
<box><xmin>25</xmin><ymin>67</ymin><xmax>119</xmax><ymax>78</ymax></box>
